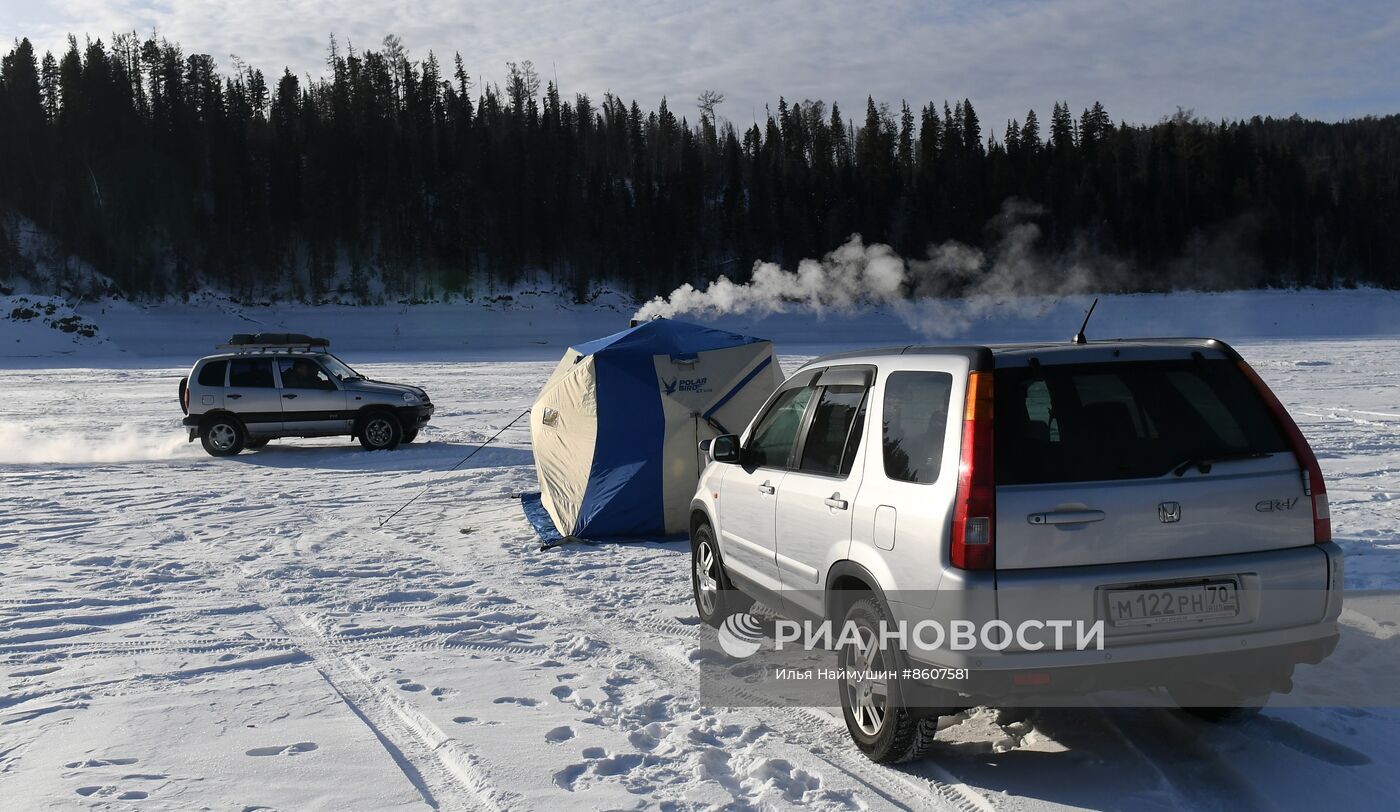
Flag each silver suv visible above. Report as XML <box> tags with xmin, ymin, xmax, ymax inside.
<box><xmin>178</xmin><ymin>334</ymin><xmax>434</xmax><ymax>456</ymax></box>
<box><xmin>689</xmin><ymin>338</ymin><xmax>1341</xmax><ymax>762</ymax></box>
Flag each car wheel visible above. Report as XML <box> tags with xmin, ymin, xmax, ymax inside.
<box><xmin>838</xmin><ymin>596</ymin><xmax>939</xmax><ymax>763</ymax></box>
<box><xmin>401</xmin><ymin>428</ymin><xmax>418</xmax><ymax>443</ymax></box>
<box><xmin>358</xmin><ymin>411</ymin><xmax>403</xmax><ymax>450</ymax></box>
<box><xmin>245</xmin><ymin>438</ymin><xmax>270</xmax><ymax>450</ymax></box>
<box><xmin>200</xmin><ymin>417</ymin><xmax>245</xmax><ymax>457</ymax></box>
<box><xmin>691</xmin><ymin>522</ymin><xmax>752</xmax><ymax>628</ymax></box>
<box><xmin>1167</xmin><ymin>683</ymin><xmax>1268</xmax><ymax>721</ymax></box>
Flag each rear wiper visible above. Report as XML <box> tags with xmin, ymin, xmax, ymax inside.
<box><xmin>1172</xmin><ymin>451</ymin><xmax>1273</xmax><ymax>477</ymax></box>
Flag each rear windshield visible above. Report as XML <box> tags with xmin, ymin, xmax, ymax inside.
<box><xmin>994</xmin><ymin>359</ymin><xmax>1290</xmax><ymax>485</ymax></box>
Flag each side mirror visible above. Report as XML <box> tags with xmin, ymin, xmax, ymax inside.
<box><xmin>710</xmin><ymin>434</ymin><xmax>742</xmax><ymax>464</ymax></box>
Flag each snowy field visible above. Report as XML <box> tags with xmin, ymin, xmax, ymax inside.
<box><xmin>3</xmin><ymin>293</ymin><xmax>1400</xmax><ymax>809</ymax></box>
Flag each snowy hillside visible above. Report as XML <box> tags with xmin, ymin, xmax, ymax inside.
<box><xmin>3</xmin><ymin>287</ymin><xmax>1400</xmax><ymax>363</ymax></box>
<box><xmin>2</xmin><ymin>292</ymin><xmax>1399</xmax><ymax>809</ymax></box>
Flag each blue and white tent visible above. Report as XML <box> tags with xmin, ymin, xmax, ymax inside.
<box><xmin>529</xmin><ymin>319</ymin><xmax>784</xmax><ymax>539</ymax></box>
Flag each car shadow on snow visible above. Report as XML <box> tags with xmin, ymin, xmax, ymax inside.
<box><xmin>895</xmin><ymin>703</ymin><xmax>1380</xmax><ymax>810</ymax></box>
<box><xmin>888</xmin><ymin>618</ymin><xmax>1400</xmax><ymax>809</ymax></box>
<box><xmin>229</xmin><ymin>441</ymin><xmax>535</xmax><ymax>472</ymax></box>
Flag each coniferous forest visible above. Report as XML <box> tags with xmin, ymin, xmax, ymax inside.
<box><xmin>0</xmin><ymin>34</ymin><xmax>1397</xmax><ymax>302</ymax></box>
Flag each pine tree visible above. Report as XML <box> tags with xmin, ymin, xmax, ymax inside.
<box><xmin>961</xmin><ymin>98</ymin><xmax>982</xmax><ymax>156</ymax></box>
<box><xmin>897</xmin><ymin>100</ymin><xmax>914</xmax><ymax>183</ymax></box>
<box><xmin>1021</xmin><ymin>109</ymin><xmax>1041</xmax><ymax>150</ymax></box>
<box><xmin>39</xmin><ymin>51</ymin><xmax>58</xmax><ymax>120</ymax></box>
<box><xmin>1050</xmin><ymin>101</ymin><xmax>1075</xmax><ymax>150</ymax></box>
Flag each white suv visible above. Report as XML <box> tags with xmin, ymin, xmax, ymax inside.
<box><xmin>688</xmin><ymin>338</ymin><xmax>1342</xmax><ymax>762</ymax></box>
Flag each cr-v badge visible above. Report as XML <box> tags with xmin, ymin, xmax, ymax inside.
<box><xmin>1158</xmin><ymin>502</ymin><xmax>1182</xmax><ymax>523</ymax></box>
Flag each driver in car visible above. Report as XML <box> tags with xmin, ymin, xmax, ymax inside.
<box><xmin>282</xmin><ymin>359</ymin><xmax>323</xmax><ymax>389</ymax></box>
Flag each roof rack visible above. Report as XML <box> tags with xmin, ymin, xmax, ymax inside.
<box><xmin>216</xmin><ymin>332</ymin><xmax>331</xmax><ymax>353</ymax></box>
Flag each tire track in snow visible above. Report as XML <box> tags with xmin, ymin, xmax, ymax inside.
<box><xmin>371</xmin><ymin>518</ymin><xmax>996</xmax><ymax>812</ymax></box>
<box><xmin>151</xmin><ymin>525</ymin><xmax>520</xmax><ymax>812</ymax></box>
<box><xmin>1097</xmin><ymin>707</ymin><xmax>1273</xmax><ymax>811</ymax></box>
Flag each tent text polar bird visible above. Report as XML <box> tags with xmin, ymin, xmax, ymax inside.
<box><xmin>530</xmin><ymin>319</ymin><xmax>785</xmax><ymax>539</ymax></box>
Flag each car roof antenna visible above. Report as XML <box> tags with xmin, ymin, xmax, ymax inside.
<box><xmin>1071</xmin><ymin>297</ymin><xmax>1099</xmax><ymax>345</ymax></box>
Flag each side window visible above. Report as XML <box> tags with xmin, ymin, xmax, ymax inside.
<box><xmin>197</xmin><ymin>359</ymin><xmax>228</xmax><ymax>387</ymax></box>
<box><xmin>278</xmin><ymin>358</ymin><xmax>337</xmax><ymax>390</ymax></box>
<box><xmin>882</xmin><ymin>372</ymin><xmax>954</xmax><ymax>484</ymax></box>
<box><xmin>228</xmin><ymin>358</ymin><xmax>275</xmax><ymax>388</ymax></box>
<box><xmin>798</xmin><ymin>385</ymin><xmax>868</xmax><ymax>476</ymax></box>
<box><xmin>746</xmin><ymin>386</ymin><xmax>816</xmax><ymax>468</ymax></box>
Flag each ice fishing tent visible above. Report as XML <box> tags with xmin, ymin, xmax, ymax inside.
<box><xmin>530</xmin><ymin>319</ymin><xmax>784</xmax><ymax>539</ymax></box>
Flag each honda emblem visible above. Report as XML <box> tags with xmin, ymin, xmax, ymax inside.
<box><xmin>1158</xmin><ymin>502</ymin><xmax>1182</xmax><ymax>523</ymax></box>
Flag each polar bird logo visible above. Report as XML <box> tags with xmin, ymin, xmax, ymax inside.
<box><xmin>717</xmin><ymin>612</ymin><xmax>765</xmax><ymax>659</ymax></box>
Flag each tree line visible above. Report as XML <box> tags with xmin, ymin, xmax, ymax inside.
<box><xmin>1</xmin><ymin>33</ymin><xmax>1396</xmax><ymax>302</ymax></box>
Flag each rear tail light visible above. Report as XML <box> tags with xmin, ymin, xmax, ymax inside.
<box><xmin>1237</xmin><ymin>360</ymin><xmax>1330</xmax><ymax>543</ymax></box>
<box><xmin>951</xmin><ymin>370</ymin><xmax>996</xmax><ymax>569</ymax></box>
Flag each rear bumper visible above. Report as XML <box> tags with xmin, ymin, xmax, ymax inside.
<box><xmin>902</xmin><ymin>632</ymin><xmax>1339</xmax><ymax>703</ymax></box>
<box><xmin>895</xmin><ymin>542</ymin><xmax>1342</xmax><ymax>698</ymax></box>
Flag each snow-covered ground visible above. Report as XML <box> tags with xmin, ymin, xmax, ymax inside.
<box><xmin>3</xmin><ymin>292</ymin><xmax>1400</xmax><ymax>809</ymax></box>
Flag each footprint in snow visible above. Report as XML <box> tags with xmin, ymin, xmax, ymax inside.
<box><xmin>245</xmin><ymin>742</ymin><xmax>319</xmax><ymax>757</ymax></box>
<box><xmin>553</xmin><ymin>748</ymin><xmax>650</xmax><ymax>791</ymax></box>
<box><xmin>75</xmin><ymin>786</ymin><xmax>148</xmax><ymax>800</ymax></box>
<box><xmin>492</xmin><ymin>696</ymin><xmax>540</xmax><ymax>707</ymax></box>
<box><xmin>65</xmin><ymin>757</ymin><xmax>138</xmax><ymax>768</ymax></box>
<box><xmin>545</xmin><ymin>726</ymin><xmax>576</xmax><ymax>743</ymax></box>
<box><xmin>9</xmin><ymin>665</ymin><xmax>61</xmax><ymax>678</ymax></box>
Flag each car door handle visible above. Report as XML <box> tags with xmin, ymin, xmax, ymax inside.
<box><xmin>1028</xmin><ymin>510</ymin><xmax>1105</xmax><ymax>525</ymax></box>
<box><xmin>226</xmin><ymin>393</ymin><xmax>242</xmax><ymax>399</ymax></box>
<box><xmin>824</xmin><ymin>495</ymin><xmax>849</xmax><ymax>510</ymax></box>
<box><xmin>282</xmin><ymin>393</ymin><xmax>298</xmax><ymax>399</ymax></box>
<box><xmin>757</xmin><ymin>482</ymin><xmax>776</xmax><ymax>495</ymax></box>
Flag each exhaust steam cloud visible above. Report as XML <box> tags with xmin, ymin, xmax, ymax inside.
<box><xmin>634</xmin><ymin>200</ymin><xmax>1132</xmax><ymax>336</ymax></box>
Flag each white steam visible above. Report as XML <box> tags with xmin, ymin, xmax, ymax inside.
<box><xmin>0</xmin><ymin>422</ymin><xmax>191</xmax><ymax>464</ymax></box>
<box><xmin>634</xmin><ymin>200</ymin><xmax>1124</xmax><ymax>337</ymax></box>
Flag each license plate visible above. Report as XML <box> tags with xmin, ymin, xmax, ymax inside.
<box><xmin>1106</xmin><ymin>581</ymin><xmax>1239</xmax><ymax>627</ymax></box>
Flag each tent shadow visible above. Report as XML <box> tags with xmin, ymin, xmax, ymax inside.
<box><xmin>539</xmin><ymin>537</ymin><xmax>690</xmax><ymax>553</ymax></box>
<box><xmin>231</xmin><ymin>441</ymin><xmax>535</xmax><ymax>472</ymax></box>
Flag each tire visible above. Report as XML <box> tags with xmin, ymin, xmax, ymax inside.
<box><xmin>245</xmin><ymin>438</ymin><xmax>270</xmax><ymax>450</ymax></box>
<box><xmin>358</xmin><ymin>410</ymin><xmax>403</xmax><ymax>450</ymax></box>
<box><xmin>691</xmin><ymin>522</ymin><xmax>752</xmax><ymax>628</ymax></box>
<box><xmin>200</xmin><ymin>416</ymin><xmax>246</xmax><ymax>457</ymax></box>
<box><xmin>401</xmin><ymin>428</ymin><xmax>418</xmax><ymax>443</ymax></box>
<box><xmin>837</xmin><ymin>596</ymin><xmax>940</xmax><ymax>763</ymax></box>
<box><xmin>1168</xmin><ymin>684</ymin><xmax>1268</xmax><ymax>721</ymax></box>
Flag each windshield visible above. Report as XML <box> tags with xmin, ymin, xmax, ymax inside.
<box><xmin>316</xmin><ymin>353</ymin><xmax>363</xmax><ymax>382</ymax></box>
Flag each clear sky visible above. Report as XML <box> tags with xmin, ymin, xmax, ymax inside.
<box><xmin>4</xmin><ymin>0</ymin><xmax>1398</xmax><ymax>132</ymax></box>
